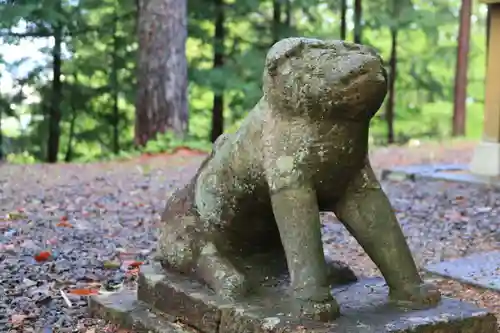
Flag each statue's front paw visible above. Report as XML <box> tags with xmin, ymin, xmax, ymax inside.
<box><xmin>294</xmin><ymin>297</ymin><xmax>340</xmax><ymax>322</ymax></box>
<box><xmin>292</xmin><ymin>287</ymin><xmax>340</xmax><ymax>321</ymax></box>
<box><xmin>389</xmin><ymin>282</ymin><xmax>442</xmax><ymax>309</ymax></box>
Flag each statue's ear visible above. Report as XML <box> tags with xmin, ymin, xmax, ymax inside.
<box><xmin>265</xmin><ymin>38</ymin><xmax>327</xmax><ymax>76</ymax></box>
<box><xmin>265</xmin><ymin>38</ymin><xmax>307</xmax><ymax>77</ymax></box>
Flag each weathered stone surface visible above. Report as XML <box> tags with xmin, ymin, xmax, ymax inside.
<box><xmin>137</xmin><ymin>264</ymin><xmax>224</xmax><ymax>333</ymax></box>
<box><xmin>156</xmin><ymin>36</ymin><xmax>441</xmax><ymax>320</ymax></box>
<box><xmin>88</xmin><ymin>288</ymin><xmax>189</xmax><ymax>333</ymax></box>
<box><xmin>132</xmin><ymin>264</ymin><xmax>497</xmax><ymax>333</ymax></box>
<box><xmin>381</xmin><ymin>164</ymin><xmax>500</xmax><ymax>186</ymax></box>
<box><xmin>425</xmin><ymin>251</ymin><xmax>500</xmax><ymax>291</ymax></box>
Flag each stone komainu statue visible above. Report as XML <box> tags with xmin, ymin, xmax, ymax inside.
<box><xmin>156</xmin><ymin>37</ymin><xmax>441</xmax><ymax>321</ymax></box>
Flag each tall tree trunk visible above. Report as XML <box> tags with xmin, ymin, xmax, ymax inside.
<box><xmin>111</xmin><ymin>2</ymin><xmax>120</xmax><ymax>154</ymax></box>
<box><xmin>47</xmin><ymin>0</ymin><xmax>63</xmax><ymax>163</ymax></box>
<box><xmin>386</xmin><ymin>27</ymin><xmax>398</xmax><ymax>144</ymax></box>
<box><xmin>486</xmin><ymin>4</ymin><xmax>491</xmax><ymax>56</ymax></box>
<box><xmin>0</xmin><ymin>106</ymin><xmax>3</xmax><ymax>161</ymax></box>
<box><xmin>284</xmin><ymin>0</ymin><xmax>291</xmax><ymax>31</ymax></box>
<box><xmin>211</xmin><ymin>0</ymin><xmax>225</xmax><ymax>143</ymax></box>
<box><xmin>353</xmin><ymin>0</ymin><xmax>362</xmax><ymax>43</ymax></box>
<box><xmin>135</xmin><ymin>0</ymin><xmax>188</xmax><ymax>147</ymax></box>
<box><xmin>134</xmin><ymin>0</ymin><xmax>140</xmax><ymax>33</ymax></box>
<box><xmin>452</xmin><ymin>0</ymin><xmax>472</xmax><ymax>137</ymax></box>
<box><xmin>272</xmin><ymin>0</ymin><xmax>282</xmax><ymax>44</ymax></box>
<box><xmin>64</xmin><ymin>106</ymin><xmax>77</xmax><ymax>163</ymax></box>
<box><xmin>340</xmin><ymin>0</ymin><xmax>347</xmax><ymax>40</ymax></box>
<box><xmin>64</xmin><ymin>74</ymin><xmax>79</xmax><ymax>163</ymax></box>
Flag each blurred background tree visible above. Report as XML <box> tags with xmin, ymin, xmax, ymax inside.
<box><xmin>0</xmin><ymin>0</ymin><xmax>488</xmax><ymax>163</ymax></box>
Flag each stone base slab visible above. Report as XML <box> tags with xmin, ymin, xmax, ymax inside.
<box><xmin>380</xmin><ymin>164</ymin><xmax>500</xmax><ymax>187</ymax></box>
<box><xmin>89</xmin><ymin>263</ymin><xmax>498</xmax><ymax>333</ymax></box>
<box><xmin>88</xmin><ymin>288</ymin><xmax>189</xmax><ymax>333</ymax></box>
<box><xmin>425</xmin><ymin>251</ymin><xmax>500</xmax><ymax>292</ymax></box>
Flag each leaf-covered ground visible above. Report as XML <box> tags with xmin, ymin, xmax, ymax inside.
<box><xmin>0</xmin><ymin>140</ymin><xmax>499</xmax><ymax>332</ymax></box>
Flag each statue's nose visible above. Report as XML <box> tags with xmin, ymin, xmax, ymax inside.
<box><xmin>358</xmin><ymin>54</ymin><xmax>384</xmax><ymax>74</ymax></box>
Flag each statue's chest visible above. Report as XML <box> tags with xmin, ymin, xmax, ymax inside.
<box><xmin>306</xmin><ymin>139</ymin><xmax>365</xmax><ymax>180</ymax></box>
<box><xmin>300</xmin><ymin>123</ymin><xmax>368</xmax><ymax>169</ymax></box>
<box><xmin>298</xmin><ymin>127</ymin><xmax>368</xmax><ymax>202</ymax></box>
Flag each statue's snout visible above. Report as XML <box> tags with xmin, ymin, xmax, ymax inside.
<box><xmin>326</xmin><ymin>52</ymin><xmax>386</xmax><ymax>94</ymax></box>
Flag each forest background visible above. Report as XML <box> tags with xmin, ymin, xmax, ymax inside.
<box><xmin>0</xmin><ymin>0</ymin><xmax>485</xmax><ymax>164</ymax></box>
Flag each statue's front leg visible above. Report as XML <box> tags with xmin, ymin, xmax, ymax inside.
<box><xmin>333</xmin><ymin>159</ymin><xmax>441</xmax><ymax>308</ymax></box>
<box><xmin>270</xmin><ymin>184</ymin><xmax>340</xmax><ymax>321</ymax></box>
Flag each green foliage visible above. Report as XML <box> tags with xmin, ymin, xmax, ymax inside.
<box><xmin>143</xmin><ymin>132</ymin><xmax>212</xmax><ymax>155</ymax></box>
<box><xmin>6</xmin><ymin>151</ymin><xmax>37</xmax><ymax>164</ymax></box>
<box><xmin>0</xmin><ymin>0</ymin><xmax>489</xmax><ymax>163</ymax></box>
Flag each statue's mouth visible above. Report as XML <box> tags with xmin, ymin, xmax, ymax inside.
<box><xmin>348</xmin><ymin>72</ymin><xmax>370</xmax><ymax>86</ymax></box>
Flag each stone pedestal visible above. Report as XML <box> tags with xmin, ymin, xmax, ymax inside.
<box><xmin>425</xmin><ymin>251</ymin><xmax>500</xmax><ymax>292</ymax></box>
<box><xmin>380</xmin><ymin>163</ymin><xmax>500</xmax><ymax>186</ymax></box>
<box><xmin>469</xmin><ymin>1</ymin><xmax>500</xmax><ymax>176</ymax></box>
<box><xmin>89</xmin><ymin>263</ymin><xmax>497</xmax><ymax>333</ymax></box>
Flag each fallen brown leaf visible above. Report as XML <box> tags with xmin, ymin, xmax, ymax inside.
<box><xmin>68</xmin><ymin>288</ymin><xmax>99</xmax><ymax>296</ymax></box>
<box><xmin>10</xmin><ymin>314</ymin><xmax>27</xmax><ymax>327</ymax></box>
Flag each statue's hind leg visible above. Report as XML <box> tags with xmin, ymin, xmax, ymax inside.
<box><xmin>192</xmin><ymin>179</ymin><xmax>249</xmax><ymax>300</ymax></box>
<box><xmin>157</xmin><ymin>184</ymin><xmax>200</xmax><ymax>273</ymax></box>
<box><xmin>333</xmin><ymin>159</ymin><xmax>441</xmax><ymax>308</ymax></box>
<box><xmin>156</xmin><ymin>213</ymin><xmax>198</xmax><ymax>273</ymax></box>
<box><xmin>158</xmin><ymin>207</ymin><xmax>247</xmax><ymax>299</ymax></box>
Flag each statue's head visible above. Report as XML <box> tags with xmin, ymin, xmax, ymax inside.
<box><xmin>263</xmin><ymin>38</ymin><xmax>388</xmax><ymax>121</ymax></box>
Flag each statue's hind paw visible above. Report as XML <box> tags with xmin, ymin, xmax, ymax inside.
<box><xmin>325</xmin><ymin>257</ymin><xmax>358</xmax><ymax>286</ymax></box>
<box><xmin>196</xmin><ymin>243</ymin><xmax>248</xmax><ymax>300</ymax></box>
<box><xmin>217</xmin><ymin>271</ymin><xmax>248</xmax><ymax>300</ymax></box>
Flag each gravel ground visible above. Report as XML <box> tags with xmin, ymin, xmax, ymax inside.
<box><xmin>0</xmin><ymin>140</ymin><xmax>499</xmax><ymax>332</ymax></box>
